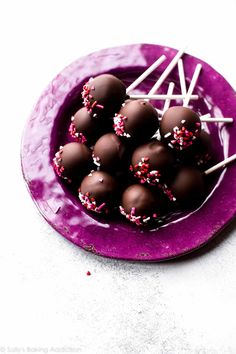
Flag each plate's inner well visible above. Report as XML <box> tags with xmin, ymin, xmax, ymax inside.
<box><xmin>51</xmin><ymin>68</ymin><xmax>227</xmax><ymax>231</ymax></box>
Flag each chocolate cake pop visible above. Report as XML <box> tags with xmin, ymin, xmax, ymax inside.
<box><xmin>166</xmin><ymin>167</ymin><xmax>205</xmax><ymax>206</ymax></box>
<box><xmin>82</xmin><ymin>74</ymin><xmax>126</xmax><ymax>118</ymax></box>
<box><xmin>130</xmin><ymin>140</ymin><xmax>174</xmax><ymax>185</ymax></box>
<box><xmin>120</xmin><ymin>184</ymin><xmax>161</xmax><ymax>226</ymax></box>
<box><xmin>69</xmin><ymin>107</ymin><xmax>103</xmax><ymax>145</ymax></box>
<box><xmin>160</xmin><ymin>106</ymin><xmax>201</xmax><ymax>150</ymax></box>
<box><xmin>79</xmin><ymin>171</ymin><xmax>118</xmax><ymax>214</ymax></box>
<box><xmin>93</xmin><ymin>133</ymin><xmax>127</xmax><ymax>173</ymax></box>
<box><xmin>113</xmin><ymin>99</ymin><xmax>159</xmax><ymax>142</ymax></box>
<box><xmin>53</xmin><ymin>142</ymin><xmax>92</xmax><ymax>184</ymax></box>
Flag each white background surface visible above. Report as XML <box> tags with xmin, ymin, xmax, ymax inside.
<box><xmin>0</xmin><ymin>1</ymin><xmax>236</xmax><ymax>353</ymax></box>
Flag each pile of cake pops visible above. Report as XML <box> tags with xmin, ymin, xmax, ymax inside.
<box><xmin>53</xmin><ymin>49</ymin><xmax>235</xmax><ymax>226</ymax></box>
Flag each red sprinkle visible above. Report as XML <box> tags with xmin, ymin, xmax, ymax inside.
<box><xmin>132</xmin><ymin>157</ymin><xmax>161</xmax><ymax>185</ymax></box>
<box><xmin>113</xmin><ymin>113</ymin><xmax>131</xmax><ymax>138</ymax></box>
<box><xmin>86</xmin><ymin>271</ymin><xmax>91</xmax><ymax>276</ymax></box>
<box><xmin>69</xmin><ymin>123</ymin><xmax>87</xmax><ymax>144</ymax></box>
<box><xmin>82</xmin><ymin>78</ymin><xmax>104</xmax><ymax>113</ymax></box>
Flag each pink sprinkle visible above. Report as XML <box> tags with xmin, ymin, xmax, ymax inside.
<box><xmin>68</xmin><ymin>123</ymin><xmax>87</xmax><ymax>144</ymax></box>
<box><xmin>113</xmin><ymin>113</ymin><xmax>130</xmax><ymax>138</ymax></box>
<box><xmin>119</xmin><ymin>206</ymin><xmax>155</xmax><ymax>226</ymax></box>
<box><xmin>79</xmin><ymin>192</ymin><xmax>108</xmax><ymax>213</ymax></box>
<box><xmin>131</xmin><ymin>207</ymin><xmax>136</xmax><ymax>216</ymax></box>
<box><xmin>96</xmin><ymin>202</ymin><xmax>106</xmax><ymax>211</ymax></box>
<box><xmin>132</xmin><ymin>158</ymin><xmax>161</xmax><ymax>185</ymax></box>
<box><xmin>96</xmin><ymin>104</ymin><xmax>104</xmax><ymax>109</ymax></box>
<box><xmin>172</xmin><ymin>126</ymin><xmax>195</xmax><ymax>149</ymax></box>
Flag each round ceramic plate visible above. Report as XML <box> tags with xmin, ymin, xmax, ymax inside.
<box><xmin>21</xmin><ymin>43</ymin><xmax>236</xmax><ymax>261</ymax></box>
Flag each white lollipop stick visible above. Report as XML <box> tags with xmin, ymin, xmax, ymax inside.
<box><xmin>163</xmin><ymin>82</ymin><xmax>175</xmax><ymax>112</ymax></box>
<box><xmin>129</xmin><ymin>94</ymin><xmax>199</xmax><ymax>100</ymax></box>
<box><xmin>157</xmin><ymin>111</ymin><xmax>210</xmax><ymax>119</ymax></box>
<box><xmin>126</xmin><ymin>55</ymin><xmax>167</xmax><ymax>94</ymax></box>
<box><xmin>200</xmin><ymin>117</ymin><xmax>233</xmax><ymax>123</ymax></box>
<box><xmin>200</xmin><ymin>113</ymin><xmax>211</xmax><ymax>119</ymax></box>
<box><xmin>147</xmin><ymin>48</ymin><xmax>185</xmax><ymax>96</ymax></box>
<box><xmin>183</xmin><ymin>64</ymin><xmax>202</xmax><ymax>107</ymax></box>
<box><xmin>156</xmin><ymin>108</ymin><xmax>164</xmax><ymax>116</ymax></box>
<box><xmin>200</xmin><ymin>113</ymin><xmax>233</xmax><ymax>123</ymax></box>
<box><xmin>178</xmin><ymin>59</ymin><xmax>187</xmax><ymax>96</ymax></box>
<box><xmin>204</xmin><ymin>154</ymin><xmax>236</xmax><ymax>175</ymax></box>
<box><xmin>155</xmin><ymin>110</ymin><xmax>233</xmax><ymax>123</ymax></box>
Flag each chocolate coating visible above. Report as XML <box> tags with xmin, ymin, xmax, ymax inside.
<box><xmin>120</xmin><ymin>184</ymin><xmax>161</xmax><ymax>225</ymax></box>
<box><xmin>82</xmin><ymin>74</ymin><xmax>126</xmax><ymax>118</ymax></box>
<box><xmin>79</xmin><ymin>171</ymin><xmax>118</xmax><ymax>213</ymax></box>
<box><xmin>69</xmin><ymin>107</ymin><xmax>104</xmax><ymax>145</ymax></box>
<box><xmin>160</xmin><ymin>106</ymin><xmax>201</xmax><ymax>150</ymax></box>
<box><xmin>183</xmin><ymin>130</ymin><xmax>213</xmax><ymax>168</ymax></box>
<box><xmin>53</xmin><ymin>142</ymin><xmax>92</xmax><ymax>184</ymax></box>
<box><xmin>169</xmin><ymin>167</ymin><xmax>205</xmax><ymax>206</ymax></box>
<box><xmin>93</xmin><ymin>133</ymin><xmax>126</xmax><ymax>173</ymax></box>
<box><xmin>131</xmin><ymin>140</ymin><xmax>174</xmax><ymax>185</ymax></box>
<box><xmin>113</xmin><ymin>99</ymin><xmax>159</xmax><ymax>142</ymax></box>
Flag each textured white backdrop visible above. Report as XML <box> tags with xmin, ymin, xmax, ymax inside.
<box><xmin>0</xmin><ymin>0</ymin><xmax>236</xmax><ymax>353</ymax></box>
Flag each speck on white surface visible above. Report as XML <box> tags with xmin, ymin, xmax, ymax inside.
<box><xmin>0</xmin><ymin>1</ymin><xmax>236</xmax><ymax>353</ymax></box>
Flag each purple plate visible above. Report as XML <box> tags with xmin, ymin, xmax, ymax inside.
<box><xmin>21</xmin><ymin>44</ymin><xmax>236</xmax><ymax>261</ymax></box>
